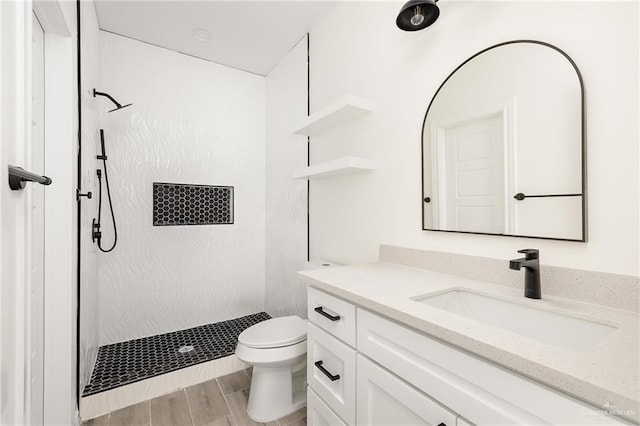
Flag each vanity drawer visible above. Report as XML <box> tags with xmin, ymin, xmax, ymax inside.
<box><xmin>307</xmin><ymin>323</ymin><xmax>356</xmax><ymax>425</ymax></box>
<box><xmin>308</xmin><ymin>287</ymin><xmax>356</xmax><ymax>347</ymax></box>
<box><xmin>357</xmin><ymin>308</ymin><xmax>628</xmax><ymax>425</ymax></box>
<box><xmin>307</xmin><ymin>387</ymin><xmax>347</xmax><ymax>426</ymax></box>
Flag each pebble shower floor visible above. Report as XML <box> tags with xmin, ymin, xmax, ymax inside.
<box><xmin>82</xmin><ymin>312</ymin><xmax>271</xmax><ymax>396</ymax></box>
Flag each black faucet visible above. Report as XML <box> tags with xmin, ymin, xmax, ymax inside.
<box><xmin>509</xmin><ymin>249</ymin><xmax>541</xmax><ymax>299</ymax></box>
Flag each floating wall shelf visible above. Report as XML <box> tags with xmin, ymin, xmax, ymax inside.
<box><xmin>293</xmin><ymin>95</ymin><xmax>373</xmax><ymax>137</ymax></box>
<box><xmin>293</xmin><ymin>157</ymin><xmax>375</xmax><ymax>180</ymax></box>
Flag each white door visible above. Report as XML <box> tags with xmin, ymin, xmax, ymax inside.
<box><xmin>439</xmin><ymin>114</ymin><xmax>505</xmax><ymax>233</ymax></box>
<box><xmin>0</xmin><ymin>3</ymin><xmax>47</xmax><ymax>423</ymax></box>
<box><xmin>2</xmin><ymin>2</ymin><xmax>75</xmax><ymax>424</ymax></box>
<box><xmin>29</xmin><ymin>11</ymin><xmax>46</xmax><ymax>425</ymax></box>
<box><xmin>356</xmin><ymin>355</ymin><xmax>459</xmax><ymax>426</ymax></box>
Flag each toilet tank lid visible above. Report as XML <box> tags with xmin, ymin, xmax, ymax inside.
<box><xmin>238</xmin><ymin>316</ymin><xmax>307</xmax><ymax>348</ymax></box>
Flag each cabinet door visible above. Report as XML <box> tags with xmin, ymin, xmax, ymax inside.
<box><xmin>357</xmin><ymin>355</ymin><xmax>458</xmax><ymax>426</ymax></box>
<box><xmin>357</xmin><ymin>309</ymin><xmax>631</xmax><ymax>425</ymax></box>
<box><xmin>307</xmin><ymin>387</ymin><xmax>347</xmax><ymax>426</ymax></box>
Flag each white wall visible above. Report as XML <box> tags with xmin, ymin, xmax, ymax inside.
<box><xmin>97</xmin><ymin>32</ymin><xmax>266</xmax><ymax>344</ymax></box>
<box><xmin>308</xmin><ymin>1</ymin><xmax>639</xmax><ymax>276</ymax></box>
<box><xmin>265</xmin><ymin>37</ymin><xmax>309</xmax><ymax>318</ymax></box>
<box><xmin>79</xmin><ymin>0</ymin><xmax>100</xmax><ymax>395</ymax></box>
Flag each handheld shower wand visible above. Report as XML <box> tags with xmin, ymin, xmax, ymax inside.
<box><xmin>93</xmin><ymin>129</ymin><xmax>118</xmax><ymax>253</ymax></box>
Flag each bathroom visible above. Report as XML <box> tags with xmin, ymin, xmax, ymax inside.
<box><xmin>0</xmin><ymin>0</ymin><xmax>638</xmax><ymax>425</ymax></box>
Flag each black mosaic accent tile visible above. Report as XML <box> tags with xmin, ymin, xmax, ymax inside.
<box><xmin>82</xmin><ymin>312</ymin><xmax>271</xmax><ymax>397</ymax></box>
<box><xmin>153</xmin><ymin>182</ymin><xmax>233</xmax><ymax>226</ymax></box>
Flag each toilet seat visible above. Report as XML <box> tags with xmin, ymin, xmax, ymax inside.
<box><xmin>235</xmin><ymin>339</ymin><xmax>306</xmax><ymax>367</ymax></box>
<box><xmin>238</xmin><ymin>316</ymin><xmax>307</xmax><ymax>349</ymax></box>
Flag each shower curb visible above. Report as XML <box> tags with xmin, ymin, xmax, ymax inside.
<box><xmin>80</xmin><ymin>354</ymin><xmax>248</xmax><ymax>421</ymax></box>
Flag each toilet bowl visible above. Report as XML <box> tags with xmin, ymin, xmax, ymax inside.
<box><xmin>235</xmin><ymin>316</ymin><xmax>307</xmax><ymax>422</ymax></box>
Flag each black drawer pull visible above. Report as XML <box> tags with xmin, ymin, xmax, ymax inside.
<box><xmin>314</xmin><ymin>360</ymin><xmax>340</xmax><ymax>381</ymax></box>
<box><xmin>314</xmin><ymin>306</ymin><xmax>340</xmax><ymax>321</ymax></box>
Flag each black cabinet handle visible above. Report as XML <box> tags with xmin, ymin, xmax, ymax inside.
<box><xmin>314</xmin><ymin>360</ymin><xmax>340</xmax><ymax>381</ymax></box>
<box><xmin>314</xmin><ymin>306</ymin><xmax>340</xmax><ymax>321</ymax></box>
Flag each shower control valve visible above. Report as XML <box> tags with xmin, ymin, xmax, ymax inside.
<box><xmin>92</xmin><ymin>218</ymin><xmax>102</xmax><ymax>243</ymax></box>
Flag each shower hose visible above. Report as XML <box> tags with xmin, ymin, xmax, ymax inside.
<box><xmin>97</xmin><ymin>129</ymin><xmax>118</xmax><ymax>253</ymax></box>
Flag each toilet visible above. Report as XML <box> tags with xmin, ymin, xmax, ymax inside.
<box><xmin>235</xmin><ymin>316</ymin><xmax>307</xmax><ymax>422</ymax></box>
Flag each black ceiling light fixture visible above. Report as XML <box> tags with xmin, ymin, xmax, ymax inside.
<box><xmin>396</xmin><ymin>0</ymin><xmax>440</xmax><ymax>31</ymax></box>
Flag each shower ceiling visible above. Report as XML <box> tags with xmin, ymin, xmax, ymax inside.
<box><xmin>93</xmin><ymin>0</ymin><xmax>336</xmax><ymax>76</ymax></box>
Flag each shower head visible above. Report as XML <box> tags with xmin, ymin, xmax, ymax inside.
<box><xmin>108</xmin><ymin>103</ymin><xmax>132</xmax><ymax>113</ymax></box>
<box><xmin>93</xmin><ymin>89</ymin><xmax>133</xmax><ymax>113</ymax></box>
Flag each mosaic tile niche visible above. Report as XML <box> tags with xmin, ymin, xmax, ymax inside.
<box><xmin>153</xmin><ymin>182</ymin><xmax>234</xmax><ymax>226</ymax></box>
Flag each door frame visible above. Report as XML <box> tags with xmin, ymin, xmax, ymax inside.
<box><xmin>0</xmin><ymin>0</ymin><xmax>78</xmax><ymax>424</ymax></box>
<box><xmin>37</xmin><ymin>1</ymin><xmax>79</xmax><ymax>425</ymax></box>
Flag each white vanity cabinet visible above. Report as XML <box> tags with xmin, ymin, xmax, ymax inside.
<box><xmin>357</xmin><ymin>309</ymin><xmax>631</xmax><ymax>425</ymax></box>
<box><xmin>307</xmin><ymin>287</ymin><xmax>632</xmax><ymax>426</ymax></box>
<box><xmin>307</xmin><ymin>287</ymin><xmax>469</xmax><ymax>426</ymax></box>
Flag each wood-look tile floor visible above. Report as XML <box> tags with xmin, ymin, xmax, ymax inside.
<box><xmin>83</xmin><ymin>369</ymin><xmax>306</xmax><ymax>426</ymax></box>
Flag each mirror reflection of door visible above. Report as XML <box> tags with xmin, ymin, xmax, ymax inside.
<box><xmin>436</xmin><ymin>113</ymin><xmax>505</xmax><ymax>233</ymax></box>
<box><xmin>422</xmin><ymin>41</ymin><xmax>584</xmax><ymax>241</ymax></box>
<box><xmin>30</xmin><ymin>10</ymin><xmax>46</xmax><ymax>425</ymax></box>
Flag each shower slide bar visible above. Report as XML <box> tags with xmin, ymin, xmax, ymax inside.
<box><xmin>8</xmin><ymin>165</ymin><xmax>52</xmax><ymax>190</ymax></box>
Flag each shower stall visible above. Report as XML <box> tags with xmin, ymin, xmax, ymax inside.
<box><xmin>77</xmin><ymin>1</ymin><xmax>309</xmax><ymax>419</ymax></box>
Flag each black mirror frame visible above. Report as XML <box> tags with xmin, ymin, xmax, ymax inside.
<box><xmin>420</xmin><ymin>39</ymin><xmax>587</xmax><ymax>242</ymax></box>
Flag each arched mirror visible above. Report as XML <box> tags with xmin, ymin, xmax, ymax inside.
<box><xmin>422</xmin><ymin>40</ymin><xmax>585</xmax><ymax>241</ymax></box>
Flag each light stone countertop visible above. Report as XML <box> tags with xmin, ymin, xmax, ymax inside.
<box><xmin>299</xmin><ymin>262</ymin><xmax>640</xmax><ymax>424</ymax></box>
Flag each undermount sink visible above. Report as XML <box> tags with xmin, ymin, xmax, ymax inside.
<box><xmin>412</xmin><ymin>289</ymin><xmax>616</xmax><ymax>352</ymax></box>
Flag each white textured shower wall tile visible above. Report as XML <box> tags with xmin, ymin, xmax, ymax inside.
<box><xmin>265</xmin><ymin>38</ymin><xmax>309</xmax><ymax>319</ymax></box>
<box><xmin>97</xmin><ymin>32</ymin><xmax>266</xmax><ymax>344</ymax></box>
